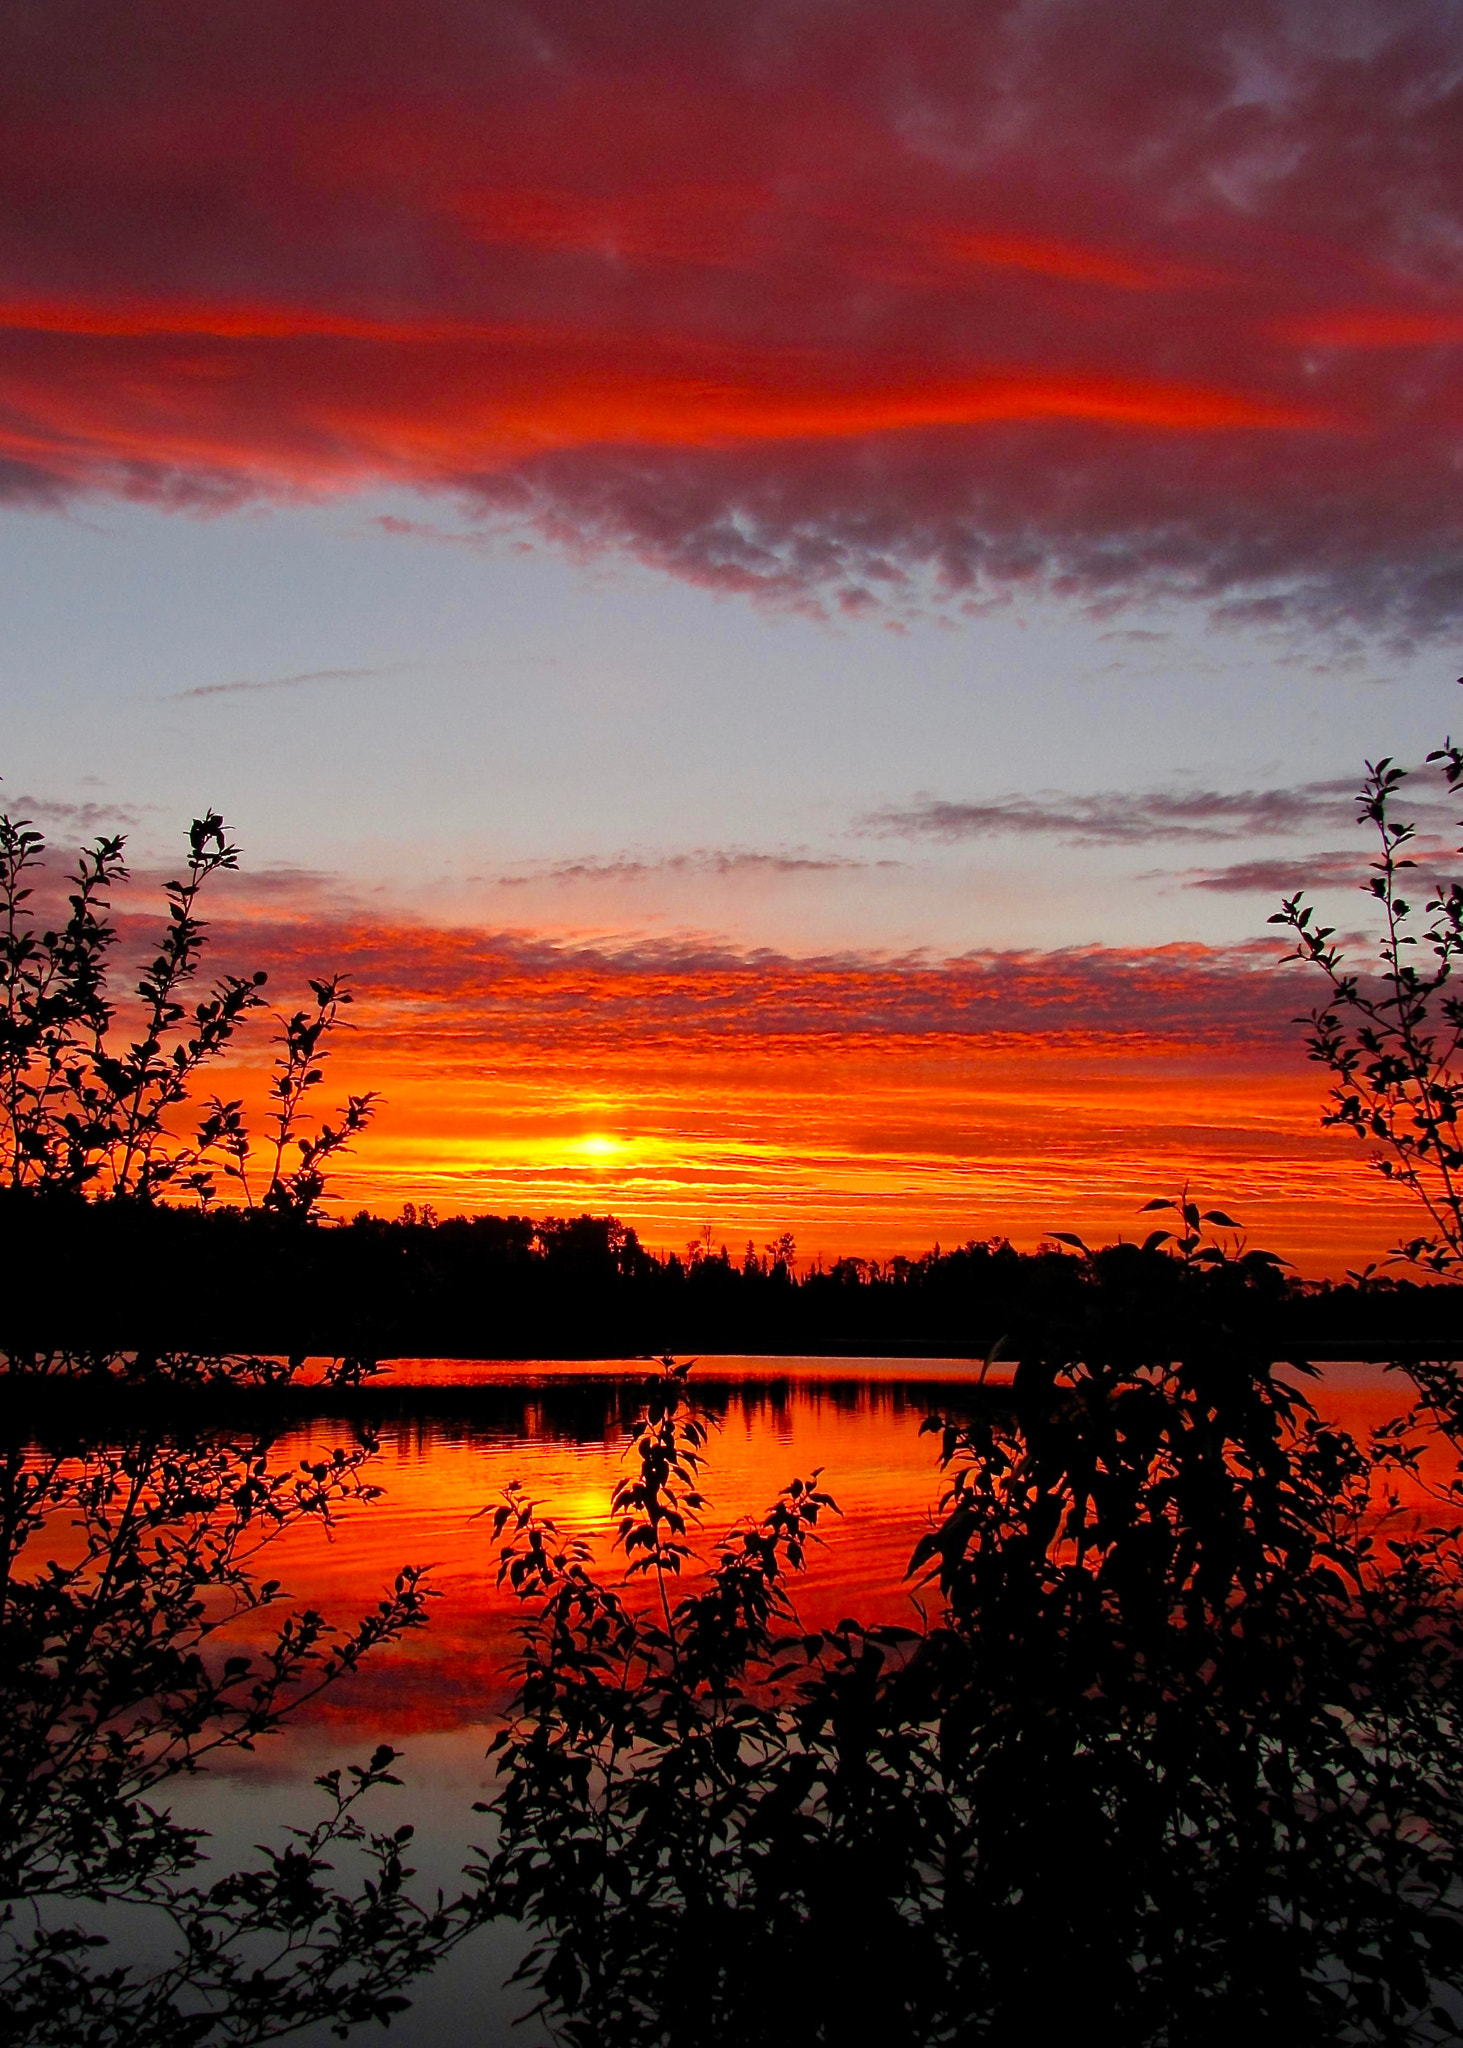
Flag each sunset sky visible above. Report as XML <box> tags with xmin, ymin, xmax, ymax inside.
<box><xmin>5</xmin><ymin>0</ymin><xmax>1463</xmax><ymax>1268</ymax></box>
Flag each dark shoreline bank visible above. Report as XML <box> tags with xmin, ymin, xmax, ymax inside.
<box><xmin>6</xmin><ymin>1190</ymin><xmax>1461</xmax><ymax>1373</ymax></box>
<box><xmin>0</xmin><ymin>1364</ymin><xmax>1019</xmax><ymax>1440</ymax></box>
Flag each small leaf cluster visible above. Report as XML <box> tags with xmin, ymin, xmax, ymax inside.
<box><xmin>1051</xmin><ymin>1186</ymin><xmax>1292</xmax><ymax>1289</ymax></box>
<box><xmin>195</xmin><ymin>977</ymin><xmax>376</xmax><ymax>1221</ymax></box>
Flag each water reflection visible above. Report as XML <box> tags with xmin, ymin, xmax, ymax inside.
<box><xmin>212</xmin><ymin>1355</ymin><xmax>1441</xmax><ymax>1743</ymax></box>
<box><xmin>121</xmin><ymin>1360</ymin><xmax>1001</xmax><ymax>2047</ymax></box>
<box><xmin>230</xmin><ymin>1361</ymin><xmax>998</xmax><ymax>1740</ymax></box>
<box><xmin>12</xmin><ymin>1355</ymin><xmax>1447</xmax><ymax>2048</ymax></box>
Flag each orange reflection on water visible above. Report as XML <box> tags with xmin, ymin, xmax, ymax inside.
<box><xmin>254</xmin><ymin>1365</ymin><xmax>959</xmax><ymax>1735</ymax></box>
<box><xmin>227</xmin><ymin>1357</ymin><xmax>1447</xmax><ymax>1743</ymax></box>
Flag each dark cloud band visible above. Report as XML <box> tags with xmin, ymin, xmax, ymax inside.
<box><xmin>860</xmin><ymin>778</ymin><xmax>1372</xmax><ymax>846</ymax></box>
<box><xmin>3</xmin><ymin>0</ymin><xmax>1463</xmax><ymax>635</ymax></box>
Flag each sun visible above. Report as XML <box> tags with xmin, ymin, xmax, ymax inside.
<box><xmin>576</xmin><ymin>1132</ymin><xmax>623</xmax><ymax>1161</ymax></box>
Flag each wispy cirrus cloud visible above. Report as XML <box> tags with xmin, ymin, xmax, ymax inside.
<box><xmin>169</xmin><ymin>665</ymin><xmax>383</xmax><ymax>701</ymax></box>
<box><xmin>1181</xmin><ymin>851</ymin><xmax>1379</xmax><ymax>895</ymax></box>
<box><xmin>860</xmin><ymin>779</ymin><xmax>1366</xmax><ymax>847</ymax></box>
<box><xmin>3</xmin><ymin>791</ymin><xmax>147</xmax><ymax>835</ymax></box>
<box><xmin>1182</xmin><ymin>841</ymin><xmax>1463</xmax><ymax>895</ymax></box>
<box><xmin>496</xmin><ymin>848</ymin><xmax>897</xmax><ymax>888</ymax></box>
<box><xmin>2</xmin><ymin>2</ymin><xmax>1463</xmax><ymax>638</ymax></box>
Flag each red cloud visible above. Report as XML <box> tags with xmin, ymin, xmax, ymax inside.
<box><xmin>1277</xmin><ymin>310</ymin><xmax>1463</xmax><ymax>349</ymax></box>
<box><xmin>915</xmin><ymin>228</ymin><xmax>1214</xmax><ymax>293</ymax></box>
<box><xmin>2</xmin><ymin>0</ymin><xmax>1461</xmax><ymax>632</ymax></box>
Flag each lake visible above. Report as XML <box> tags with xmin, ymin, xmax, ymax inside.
<box><xmin>47</xmin><ymin>1354</ymin><xmax>1442</xmax><ymax>2046</ymax></box>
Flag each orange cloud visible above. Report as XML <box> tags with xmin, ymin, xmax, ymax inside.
<box><xmin>175</xmin><ymin>899</ymin><xmax>1415</xmax><ymax>1275</ymax></box>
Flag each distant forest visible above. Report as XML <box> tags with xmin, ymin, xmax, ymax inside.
<box><xmin>6</xmin><ymin>1194</ymin><xmax>1460</xmax><ymax>1366</ymax></box>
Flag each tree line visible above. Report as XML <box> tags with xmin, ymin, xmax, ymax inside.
<box><xmin>4</xmin><ymin>1188</ymin><xmax>1461</xmax><ymax>1371</ymax></box>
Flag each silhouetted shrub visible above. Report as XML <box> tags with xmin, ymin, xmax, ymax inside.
<box><xmin>0</xmin><ymin>796</ymin><xmax>372</xmax><ymax>1214</ymax></box>
<box><xmin>1274</xmin><ymin>701</ymin><xmax>1463</xmax><ymax>1274</ymax></box>
<box><xmin>480</xmin><ymin>1274</ymin><xmax>1463</xmax><ymax>2041</ymax></box>
<box><xmin>0</xmin><ymin>1419</ymin><xmax>481</xmax><ymax>2043</ymax></box>
<box><xmin>0</xmin><ymin>794</ymin><xmax>474</xmax><ymax>2041</ymax></box>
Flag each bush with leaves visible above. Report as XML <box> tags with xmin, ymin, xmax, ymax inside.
<box><xmin>0</xmin><ymin>797</ymin><xmax>373</xmax><ymax>1215</ymax></box>
<box><xmin>479</xmin><ymin>1214</ymin><xmax>1463</xmax><ymax>2045</ymax></box>
<box><xmin>0</xmin><ymin>1420</ymin><xmax>486</xmax><ymax>2045</ymax></box>
<box><xmin>0</xmin><ymin>792</ymin><xmax>480</xmax><ymax>2041</ymax></box>
<box><xmin>1</xmin><ymin>794</ymin><xmax>381</xmax><ymax>1377</ymax></box>
<box><xmin>1272</xmin><ymin>701</ymin><xmax>1463</xmax><ymax>1273</ymax></box>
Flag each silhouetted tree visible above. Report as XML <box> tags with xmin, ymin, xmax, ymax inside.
<box><xmin>0</xmin><ymin>796</ymin><xmax>372</xmax><ymax>1215</ymax></box>
<box><xmin>1273</xmin><ymin>699</ymin><xmax>1463</xmax><ymax>1272</ymax></box>
<box><xmin>0</xmin><ymin>791</ymin><xmax>477</xmax><ymax>2042</ymax></box>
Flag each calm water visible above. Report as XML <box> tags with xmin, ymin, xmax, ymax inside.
<box><xmin>85</xmin><ymin>1356</ymin><xmax>1441</xmax><ymax>2044</ymax></box>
